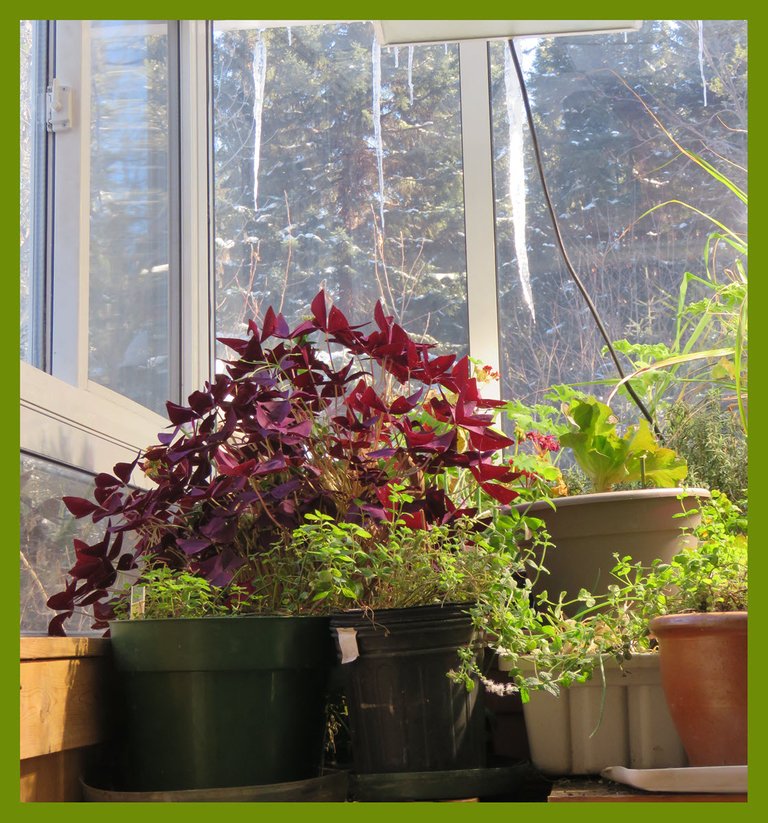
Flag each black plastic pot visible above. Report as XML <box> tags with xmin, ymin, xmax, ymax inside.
<box><xmin>348</xmin><ymin>765</ymin><xmax>528</xmax><ymax>802</ymax></box>
<box><xmin>109</xmin><ymin>615</ymin><xmax>335</xmax><ymax>792</ymax></box>
<box><xmin>330</xmin><ymin>603</ymin><xmax>486</xmax><ymax>775</ymax></box>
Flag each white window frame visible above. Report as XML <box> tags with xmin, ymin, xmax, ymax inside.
<box><xmin>20</xmin><ymin>20</ymin><xmax>213</xmax><ymax>477</ymax></box>
<box><xmin>460</xmin><ymin>39</ymin><xmax>501</xmax><ymax>398</ymax></box>
<box><xmin>20</xmin><ymin>19</ymin><xmax>506</xmax><ymax>474</ymax></box>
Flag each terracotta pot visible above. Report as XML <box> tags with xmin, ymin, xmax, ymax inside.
<box><xmin>650</xmin><ymin>612</ymin><xmax>747</xmax><ymax>766</ymax></box>
<box><xmin>515</xmin><ymin>488</ymin><xmax>709</xmax><ymax>602</ymax></box>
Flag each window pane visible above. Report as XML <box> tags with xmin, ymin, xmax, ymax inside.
<box><xmin>491</xmin><ymin>21</ymin><xmax>747</xmax><ymax>403</ymax></box>
<box><xmin>20</xmin><ymin>20</ymin><xmax>47</xmax><ymax>367</ymax></box>
<box><xmin>213</xmin><ymin>21</ymin><xmax>468</xmax><ymax>356</ymax></box>
<box><xmin>20</xmin><ymin>455</ymin><xmax>98</xmax><ymax>634</ymax></box>
<box><xmin>88</xmin><ymin>21</ymin><xmax>174</xmax><ymax>414</ymax></box>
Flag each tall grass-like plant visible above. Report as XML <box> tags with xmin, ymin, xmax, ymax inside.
<box><xmin>608</xmin><ymin>78</ymin><xmax>747</xmax><ymax>434</ymax></box>
<box><xmin>609</xmin><ymin>265</ymin><xmax>747</xmax><ymax>432</ymax></box>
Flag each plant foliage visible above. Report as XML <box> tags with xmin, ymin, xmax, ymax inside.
<box><xmin>48</xmin><ymin>291</ymin><xmax>531</xmax><ymax>634</ymax></box>
<box><xmin>557</xmin><ymin>395</ymin><xmax>688</xmax><ymax>492</ymax></box>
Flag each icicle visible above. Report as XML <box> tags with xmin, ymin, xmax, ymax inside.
<box><xmin>393</xmin><ymin>46</ymin><xmax>399</xmax><ymax>68</ymax></box>
<box><xmin>287</xmin><ymin>26</ymin><xmax>292</xmax><ymax>46</ymax></box>
<box><xmin>697</xmin><ymin>21</ymin><xmax>708</xmax><ymax>107</ymax></box>
<box><xmin>251</xmin><ymin>30</ymin><xmax>267</xmax><ymax>211</ymax></box>
<box><xmin>407</xmin><ymin>45</ymin><xmax>414</xmax><ymax>106</ymax></box>
<box><xmin>624</xmin><ymin>31</ymin><xmax>628</xmax><ymax>43</ymax></box>
<box><xmin>372</xmin><ymin>37</ymin><xmax>386</xmax><ymax>231</ymax></box>
<box><xmin>504</xmin><ymin>44</ymin><xmax>535</xmax><ymax>323</ymax></box>
<box><xmin>444</xmin><ymin>43</ymin><xmax>448</xmax><ymax>55</ymax></box>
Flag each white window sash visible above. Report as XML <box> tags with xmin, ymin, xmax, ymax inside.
<box><xmin>49</xmin><ymin>20</ymin><xmax>90</xmax><ymax>388</ymax></box>
<box><xmin>179</xmin><ymin>20</ymin><xmax>215</xmax><ymax>398</ymax></box>
<box><xmin>21</xmin><ymin>20</ymin><xmax>213</xmax><ymax>478</ymax></box>
<box><xmin>21</xmin><ymin>362</ymin><xmax>166</xmax><ymax>482</ymax></box>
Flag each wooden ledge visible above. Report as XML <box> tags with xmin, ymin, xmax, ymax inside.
<box><xmin>21</xmin><ymin>636</ymin><xmax>113</xmax><ymax>761</ymax></box>
<box><xmin>21</xmin><ymin>636</ymin><xmax>110</xmax><ymax>661</ymax></box>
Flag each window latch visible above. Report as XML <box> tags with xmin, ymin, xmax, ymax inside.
<box><xmin>46</xmin><ymin>78</ymin><xmax>73</xmax><ymax>132</ymax></box>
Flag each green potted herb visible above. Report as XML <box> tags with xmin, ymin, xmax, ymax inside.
<box><xmin>487</xmin><ymin>567</ymin><xmax>687</xmax><ymax>776</ymax></box>
<box><xmin>647</xmin><ymin>491</ymin><xmax>747</xmax><ymax>767</ymax></box>
<box><xmin>284</xmin><ymin>501</ymin><xmax>535</xmax><ymax>796</ymax></box>
<box><xmin>88</xmin><ymin>565</ymin><xmax>342</xmax><ymax>799</ymax></box>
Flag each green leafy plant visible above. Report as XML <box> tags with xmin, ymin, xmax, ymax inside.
<box><xmin>287</xmin><ymin>505</ymin><xmax>535</xmax><ymax>615</ymax></box>
<box><xmin>502</xmin><ymin>388</ymin><xmax>689</xmax><ymax>497</ymax></box>
<box><xmin>279</xmin><ymin>494</ymin><xmax>547</xmax><ymax>691</ymax></box>
<box><xmin>112</xmin><ymin>565</ymin><xmax>243</xmax><ymax>620</ymax></box>
<box><xmin>557</xmin><ymin>394</ymin><xmax>688</xmax><ymax>493</ymax></box>
<box><xmin>644</xmin><ymin>490</ymin><xmax>747</xmax><ymax>614</ymax></box>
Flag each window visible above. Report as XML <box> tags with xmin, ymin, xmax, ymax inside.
<box><xmin>87</xmin><ymin>21</ymin><xmax>178</xmax><ymax>415</ymax></box>
<box><xmin>212</xmin><ymin>21</ymin><xmax>469</xmax><ymax>360</ymax></box>
<box><xmin>21</xmin><ymin>21</ymin><xmax>188</xmax><ymax>413</ymax></box>
<box><xmin>490</xmin><ymin>22</ymin><xmax>747</xmax><ymax>402</ymax></box>
<box><xmin>19</xmin><ymin>20</ymin><xmax>212</xmax><ymax>633</ymax></box>
<box><xmin>20</xmin><ymin>20</ymin><xmax>213</xmax><ymax>458</ymax></box>
<box><xmin>20</xmin><ymin>455</ymin><xmax>99</xmax><ymax>634</ymax></box>
<box><xmin>20</xmin><ymin>20</ymin><xmax>49</xmax><ymax>369</ymax></box>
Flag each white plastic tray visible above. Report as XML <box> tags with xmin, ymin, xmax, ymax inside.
<box><xmin>601</xmin><ymin>765</ymin><xmax>747</xmax><ymax>794</ymax></box>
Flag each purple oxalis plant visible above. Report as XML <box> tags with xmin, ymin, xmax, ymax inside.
<box><xmin>48</xmin><ymin>291</ymin><xmax>523</xmax><ymax>634</ymax></box>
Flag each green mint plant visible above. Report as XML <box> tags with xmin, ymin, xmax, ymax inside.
<box><xmin>646</xmin><ymin>489</ymin><xmax>747</xmax><ymax>614</ymax></box>
<box><xmin>285</xmin><ymin>497</ymin><xmax>540</xmax><ymax>613</ymax></box>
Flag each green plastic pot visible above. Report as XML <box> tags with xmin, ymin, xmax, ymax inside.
<box><xmin>109</xmin><ymin>615</ymin><xmax>335</xmax><ymax>792</ymax></box>
<box><xmin>81</xmin><ymin>770</ymin><xmax>349</xmax><ymax>802</ymax></box>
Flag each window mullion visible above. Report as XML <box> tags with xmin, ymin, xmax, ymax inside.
<box><xmin>167</xmin><ymin>21</ymin><xmax>182</xmax><ymax>405</ymax></box>
<box><xmin>459</xmin><ymin>40</ymin><xmax>501</xmax><ymax>399</ymax></box>
<box><xmin>178</xmin><ymin>20</ymin><xmax>214</xmax><ymax>400</ymax></box>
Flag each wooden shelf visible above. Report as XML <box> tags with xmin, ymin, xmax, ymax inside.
<box><xmin>20</xmin><ymin>636</ymin><xmax>110</xmax><ymax>660</ymax></box>
<box><xmin>20</xmin><ymin>635</ymin><xmax>113</xmax><ymax>802</ymax></box>
<box><xmin>548</xmin><ymin>777</ymin><xmax>747</xmax><ymax>803</ymax></box>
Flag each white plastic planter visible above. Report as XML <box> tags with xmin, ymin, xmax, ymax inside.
<box><xmin>498</xmin><ymin>653</ymin><xmax>687</xmax><ymax>775</ymax></box>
